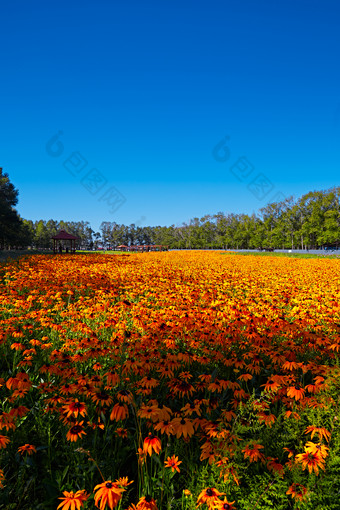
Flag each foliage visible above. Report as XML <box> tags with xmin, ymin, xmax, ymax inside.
<box><xmin>7</xmin><ymin>185</ymin><xmax>340</xmax><ymax>251</ymax></box>
<box><xmin>0</xmin><ymin>167</ymin><xmax>26</xmax><ymax>249</ymax></box>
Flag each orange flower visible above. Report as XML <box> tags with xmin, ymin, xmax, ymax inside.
<box><xmin>0</xmin><ymin>469</ymin><xmax>5</xmax><ymax>489</ymax></box>
<box><xmin>197</xmin><ymin>488</ymin><xmax>225</xmax><ymax>507</ymax></box>
<box><xmin>138</xmin><ymin>404</ymin><xmax>159</xmax><ymax>420</ymax></box>
<box><xmin>115</xmin><ymin>427</ymin><xmax>128</xmax><ymax>438</ymax></box>
<box><xmin>93</xmin><ymin>481</ymin><xmax>124</xmax><ymax>510</ymax></box>
<box><xmin>257</xmin><ymin>412</ymin><xmax>276</xmax><ymax>427</ymax></box>
<box><xmin>62</xmin><ymin>399</ymin><xmax>87</xmax><ymax>418</ymax></box>
<box><xmin>116</xmin><ymin>389</ymin><xmax>133</xmax><ymax>403</ymax></box>
<box><xmin>304</xmin><ymin>425</ymin><xmax>331</xmax><ymax>442</ymax></box>
<box><xmin>181</xmin><ymin>400</ymin><xmax>202</xmax><ymax>417</ymax></box>
<box><xmin>60</xmin><ymin>383</ymin><xmax>77</xmax><ymax>395</ymax></box>
<box><xmin>110</xmin><ymin>403</ymin><xmax>129</xmax><ymax>421</ymax></box>
<box><xmin>295</xmin><ymin>448</ymin><xmax>326</xmax><ymax>475</ymax></box>
<box><xmin>304</xmin><ymin>441</ymin><xmax>329</xmax><ymax>458</ymax></box>
<box><xmin>143</xmin><ymin>434</ymin><xmax>161</xmax><ymax>456</ymax></box>
<box><xmin>0</xmin><ymin>435</ymin><xmax>10</xmax><ymax>449</ymax></box>
<box><xmin>115</xmin><ymin>476</ymin><xmax>133</xmax><ymax>489</ymax></box>
<box><xmin>170</xmin><ymin>417</ymin><xmax>195</xmax><ymax>438</ymax></box>
<box><xmin>266</xmin><ymin>458</ymin><xmax>284</xmax><ymax>477</ymax></box>
<box><xmin>57</xmin><ymin>490</ymin><xmax>89</xmax><ymax>510</ymax></box>
<box><xmin>286</xmin><ymin>385</ymin><xmax>305</xmax><ymax>401</ymax></box>
<box><xmin>92</xmin><ymin>391</ymin><xmax>114</xmax><ymax>407</ymax></box>
<box><xmin>137</xmin><ymin>447</ymin><xmax>147</xmax><ymax>464</ymax></box>
<box><xmin>139</xmin><ymin>376</ymin><xmax>159</xmax><ymax>389</ymax></box>
<box><xmin>286</xmin><ymin>483</ymin><xmax>308</xmax><ymax>501</ymax></box>
<box><xmin>10</xmin><ymin>387</ymin><xmax>29</xmax><ymax>399</ymax></box>
<box><xmin>169</xmin><ymin>379</ymin><xmax>195</xmax><ymax>398</ymax></box>
<box><xmin>153</xmin><ymin>403</ymin><xmax>172</xmax><ymax>421</ymax></box>
<box><xmin>153</xmin><ymin>420</ymin><xmax>175</xmax><ymax>436</ymax></box>
<box><xmin>211</xmin><ymin>498</ymin><xmax>236</xmax><ymax>510</ymax></box>
<box><xmin>18</xmin><ymin>444</ymin><xmax>37</xmax><ymax>455</ymax></box>
<box><xmin>164</xmin><ymin>455</ymin><xmax>182</xmax><ymax>472</ymax></box>
<box><xmin>242</xmin><ymin>443</ymin><xmax>265</xmax><ymax>463</ymax></box>
<box><xmin>136</xmin><ymin>495</ymin><xmax>158</xmax><ymax>510</ymax></box>
<box><xmin>105</xmin><ymin>371</ymin><xmax>120</xmax><ymax>387</ymax></box>
<box><xmin>88</xmin><ymin>417</ymin><xmax>105</xmax><ymax>430</ymax></box>
<box><xmin>66</xmin><ymin>422</ymin><xmax>86</xmax><ymax>442</ymax></box>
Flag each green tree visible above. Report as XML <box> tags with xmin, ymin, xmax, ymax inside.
<box><xmin>0</xmin><ymin>167</ymin><xmax>23</xmax><ymax>248</ymax></box>
<box><xmin>34</xmin><ymin>220</ymin><xmax>50</xmax><ymax>248</ymax></box>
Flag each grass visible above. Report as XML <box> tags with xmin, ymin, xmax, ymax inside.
<box><xmin>223</xmin><ymin>250</ymin><xmax>340</xmax><ymax>259</ymax></box>
<box><xmin>0</xmin><ymin>249</ymin><xmax>127</xmax><ymax>263</ymax></box>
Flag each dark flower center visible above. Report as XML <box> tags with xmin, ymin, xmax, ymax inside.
<box><xmin>97</xmin><ymin>392</ymin><xmax>110</xmax><ymax>400</ymax></box>
<box><xmin>106</xmin><ymin>482</ymin><xmax>113</xmax><ymax>488</ymax></box>
<box><xmin>70</xmin><ymin>425</ymin><xmax>82</xmax><ymax>434</ymax></box>
<box><xmin>206</xmin><ymin>488</ymin><xmax>213</xmax><ymax>496</ymax></box>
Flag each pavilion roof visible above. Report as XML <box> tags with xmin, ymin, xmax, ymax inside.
<box><xmin>52</xmin><ymin>229</ymin><xmax>78</xmax><ymax>240</ymax></box>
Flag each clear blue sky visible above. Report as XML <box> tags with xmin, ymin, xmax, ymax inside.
<box><xmin>1</xmin><ymin>0</ymin><xmax>339</xmax><ymax>232</ymax></box>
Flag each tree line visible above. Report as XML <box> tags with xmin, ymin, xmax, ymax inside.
<box><xmin>1</xmin><ymin>167</ymin><xmax>340</xmax><ymax>250</ymax></box>
<box><xmin>99</xmin><ymin>188</ymin><xmax>340</xmax><ymax>250</ymax></box>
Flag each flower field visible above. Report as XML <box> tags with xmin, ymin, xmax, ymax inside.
<box><xmin>0</xmin><ymin>251</ymin><xmax>339</xmax><ymax>509</ymax></box>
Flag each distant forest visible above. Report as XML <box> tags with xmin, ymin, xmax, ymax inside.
<box><xmin>12</xmin><ymin>188</ymin><xmax>340</xmax><ymax>250</ymax></box>
<box><xmin>1</xmin><ymin>165</ymin><xmax>340</xmax><ymax>250</ymax></box>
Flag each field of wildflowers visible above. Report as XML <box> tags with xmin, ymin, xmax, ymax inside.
<box><xmin>0</xmin><ymin>251</ymin><xmax>339</xmax><ymax>509</ymax></box>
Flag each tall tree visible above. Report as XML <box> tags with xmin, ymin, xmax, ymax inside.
<box><xmin>0</xmin><ymin>167</ymin><xmax>23</xmax><ymax>248</ymax></box>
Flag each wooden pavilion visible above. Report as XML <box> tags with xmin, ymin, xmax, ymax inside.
<box><xmin>52</xmin><ymin>230</ymin><xmax>78</xmax><ymax>253</ymax></box>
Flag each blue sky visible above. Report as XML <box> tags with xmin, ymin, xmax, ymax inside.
<box><xmin>1</xmin><ymin>0</ymin><xmax>339</xmax><ymax>232</ymax></box>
